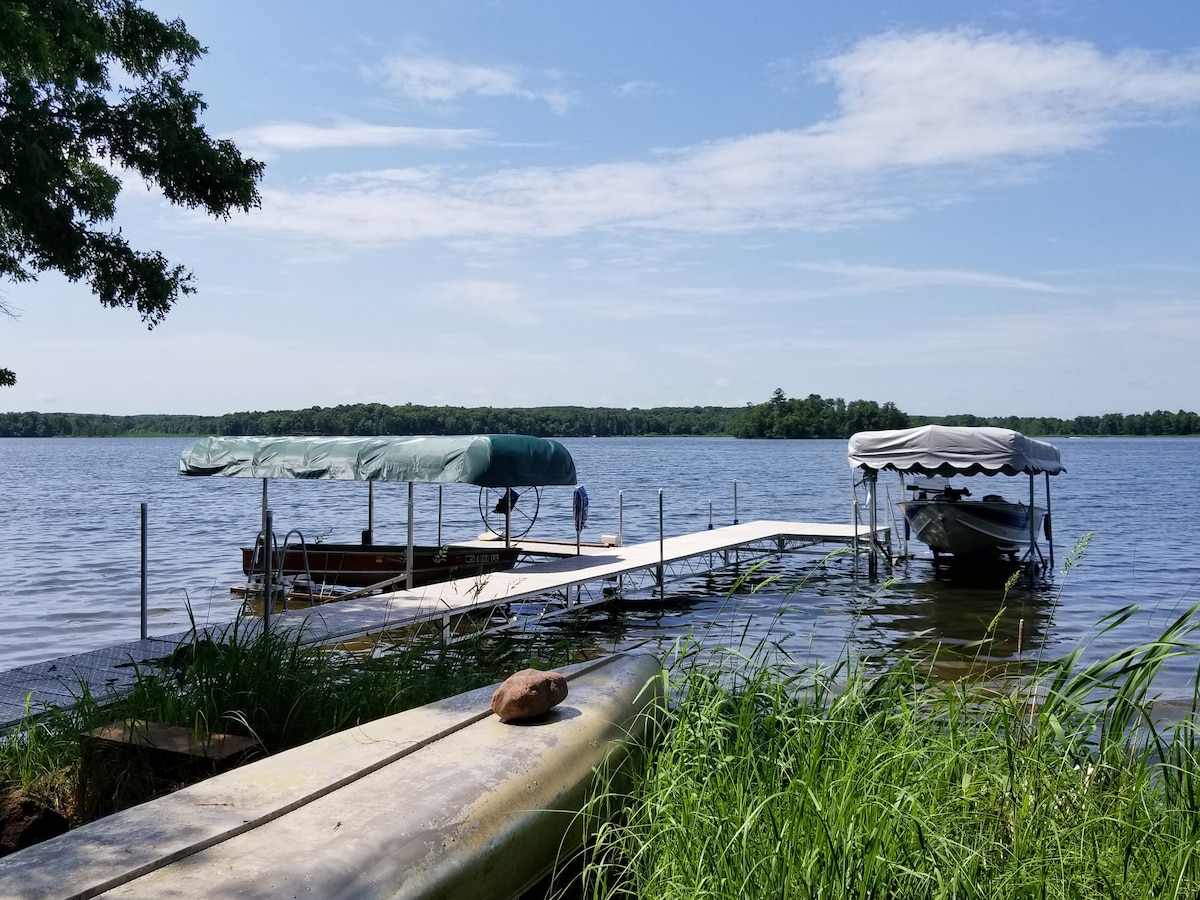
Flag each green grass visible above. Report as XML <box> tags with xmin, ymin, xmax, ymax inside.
<box><xmin>0</xmin><ymin>616</ymin><xmax>584</xmax><ymax>823</ymax></box>
<box><xmin>567</xmin><ymin>602</ymin><xmax>1200</xmax><ymax>900</ymax></box>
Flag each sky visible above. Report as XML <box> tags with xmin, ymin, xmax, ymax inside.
<box><xmin>2</xmin><ymin>0</ymin><xmax>1199</xmax><ymax>419</ymax></box>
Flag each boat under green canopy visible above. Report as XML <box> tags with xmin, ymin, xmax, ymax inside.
<box><xmin>178</xmin><ymin>434</ymin><xmax>577</xmax><ymax>488</ymax></box>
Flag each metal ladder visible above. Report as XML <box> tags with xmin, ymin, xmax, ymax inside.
<box><xmin>248</xmin><ymin>528</ymin><xmax>316</xmax><ymax>610</ymax></box>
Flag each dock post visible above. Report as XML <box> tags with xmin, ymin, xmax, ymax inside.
<box><xmin>733</xmin><ymin>480</ymin><xmax>739</xmax><ymax>525</ymax></box>
<box><xmin>851</xmin><ymin>474</ymin><xmax>860</xmax><ymax>575</ymax></box>
<box><xmin>657</xmin><ymin>489</ymin><xmax>664</xmax><ymax>595</ymax></box>
<box><xmin>619</xmin><ymin>491</ymin><xmax>624</xmax><ymax>547</ymax></box>
<box><xmin>140</xmin><ymin>503</ymin><xmax>148</xmax><ymax>640</ymax></box>
<box><xmin>708</xmin><ymin>500</ymin><xmax>713</xmax><ymax>530</ymax></box>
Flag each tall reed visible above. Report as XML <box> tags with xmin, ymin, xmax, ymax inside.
<box><xmin>0</xmin><ymin>616</ymin><xmax>579</xmax><ymax>823</ymax></box>
<box><xmin>569</xmin><ymin>602</ymin><xmax>1200</xmax><ymax>900</ymax></box>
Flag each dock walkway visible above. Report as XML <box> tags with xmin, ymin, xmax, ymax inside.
<box><xmin>0</xmin><ymin>520</ymin><xmax>887</xmax><ymax>730</ymax></box>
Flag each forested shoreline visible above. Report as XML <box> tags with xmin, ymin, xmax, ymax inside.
<box><xmin>1</xmin><ymin>392</ymin><xmax>1198</xmax><ymax>439</ymax></box>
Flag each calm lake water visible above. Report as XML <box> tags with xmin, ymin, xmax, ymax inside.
<box><xmin>2</xmin><ymin>436</ymin><xmax>1199</xmax><ymax>696</ymax></box>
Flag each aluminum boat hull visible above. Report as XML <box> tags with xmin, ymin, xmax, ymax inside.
<box><xmin>0</xmin><ymin>653</ymin><xmax>663</xmax><ymax>900</ymax></box>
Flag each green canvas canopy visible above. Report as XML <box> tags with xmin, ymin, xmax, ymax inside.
<box><xmin>179</xmin><ymin>435</ymin><xmax>577</xmax><ymax>488</ymax></box>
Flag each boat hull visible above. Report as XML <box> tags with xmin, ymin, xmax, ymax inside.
<box><xmin>2</xmin><ymin>653</ymin><xmax>664</xmax><ymax>900</ymax></box>
<box><xmin>901</xmin><ymin>500</ymin><xmax>1045</xmax><ymax>557</ymax></box>
<box><xmin>241</xmin><ymin>543</ymin><xmax>519</xmax><ymax>589</ymax></box>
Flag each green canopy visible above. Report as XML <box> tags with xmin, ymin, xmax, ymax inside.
<box><xmin>179</xmin><ymin>435</ymin><xmax>577</xmax><ymax>488</ymax></box>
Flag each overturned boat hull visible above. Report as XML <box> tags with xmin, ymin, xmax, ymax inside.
<box><xmin>0</xmin><ymin>653</ymin><xmax>663</xmax><ymax>899</ymax></box>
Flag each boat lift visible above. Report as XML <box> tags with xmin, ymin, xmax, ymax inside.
<box><xmin>848</xmin><ymin>425</ymin><xmax>1064</xmax><ymax>579</ymax></box>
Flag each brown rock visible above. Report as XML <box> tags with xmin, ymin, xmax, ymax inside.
<box><xmin>0</xmin><ymin>791</ymin><xmax>69</xmax><ymax>857</ymax></box>
<box><xmin>491</xmin><ymin>669</ymin><xmax>569</xmax><ymax>721</ymax></box>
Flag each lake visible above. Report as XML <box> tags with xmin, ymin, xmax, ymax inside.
<box><xmin>2</xmin><ymin>436</ymin><xmax>1199</xmax><ymax>696</ymax></box>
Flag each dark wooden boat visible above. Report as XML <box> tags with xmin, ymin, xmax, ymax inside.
<box><xmin>241</xmin><ymin>542</ymin><xmax>519</xmax><ymax>590</ymax></box>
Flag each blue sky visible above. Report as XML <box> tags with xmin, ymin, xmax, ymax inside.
<box><xmin>3</xmin><ymin>1</ymin><xmax>1199</xmax><ymax>418</ymax></box>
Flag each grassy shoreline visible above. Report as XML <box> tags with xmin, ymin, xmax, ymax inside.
<box><xmin>563</xmin><ymin>604</ymin><xmax>1200</xmax><ymax>899</ymax></box>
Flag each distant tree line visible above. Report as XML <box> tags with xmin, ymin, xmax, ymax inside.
<box><xmin>925</xmin><ymin>410</ymin><xmax>1200</xmax><ymax>436</ymax></box>
<box><xmin>0</xmin><ymin>404</ymin><xmax>741</xmax><ymax>438</ymax></box>
<box><xmin>2</xmin><ymin>395</ymin><xmax>1198</xmax><ymax>439</ymax></box>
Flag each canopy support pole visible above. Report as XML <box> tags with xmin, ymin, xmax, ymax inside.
<box><xmin>1028</xmin><ymin>474</ymin><xmax>1039</xmax><ymax>585</ymax></box>
<box><xmin>406</xmin><ymin>482</ymin><xmax>414</xmax><ymax>590</ymax></box>
<box><xmin>867</xmin><ymin>471</ymin><xmax>878</xmax><ymax>580</ymax></box>
<box><xmin>1045</xmin><ymin>472</ymin><xmax>1055</xmax><ymax>569</ymax></box>
<box><xmin>260</xmin><ymin>478</ymin><xmax>272</xmax><ymax>630</ymax></box>
<box><xmin>263</xmin><ymin>508</ymin><xmax>274</xmax><ymax>631</ymax></box>
<box><xmin>367</xmin><ymin>482</ymin><xmax>374</xmax><ymax>543</ymax></box>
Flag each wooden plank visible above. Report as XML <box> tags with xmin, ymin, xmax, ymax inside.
<box><xmin>89</xmin><ymin>719</ymin><xmax>256</xmax><ymax>761</ymax></box>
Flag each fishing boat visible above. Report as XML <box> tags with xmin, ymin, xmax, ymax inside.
<box><xmin>0</xmin><ymin>652</ymin><xmax>664</xmax><ymax>899</ymax></box>
<box><xmin>848</xmin><ymin>425</ymin><xmax>1065</xmax><ymax>562</ymax></box>
<box><xmin>179</xmin><ymin>434</ymin><xmax>578</xmax><ymax>596</ymax></box>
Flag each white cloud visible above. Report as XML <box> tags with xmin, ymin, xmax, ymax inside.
<box><xmin>786</xmin><ymin>261</ymin><xmax>1069</xmax><ymax>294</ymax></box>
<box><xmin>230</xmin><ymin>121</ymin><xmax>488</xmax><ymax>156</ymax></box>
<box><xmin>370</xmin><ymin>53</ymin><xmax>577</xmax><ymax>114</ymax></box>
<box><xmin>239</xmin><ymin>30</ymin><xmax>1200</xmax><ymax>244</ymax></box>
<box><xmin>613</xmin><ymin>80</ymin><xmax>672</xmax><ymax>99</ymax></box>
<box><xmin>431</xmin><ymin>280</ymin><xmax>538</xmax><ymax>325</ymax></box>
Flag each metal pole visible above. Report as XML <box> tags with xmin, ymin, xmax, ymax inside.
<box><xmin>657</xmin><ymin>489</ymin><xmax>664</xmax><ymax>594</ymax></box>
<box><xmin>263</xmin><ymin>509</ymin><xmax>273</xmax><ymax>631</ymax></box>
<box><xmin>618</xmin><ymin>490</ymin><xmax>624</xmax><ymax>547</ymax></box>
<box><xmin>140</xmin><ymin>502</ymin><xmax>148</xmax><ymax>640</ymax></box>
<box><xmin>733</xmin><ymin>480</ymin><xmax>739</xmax><ymax>525</ymax></box>
<box><xmin>406</xmin><ymin>482</ymin><xmax>415</xmax><ymax>590</ymax></box>
<box><xmin>260</xmin><ymin>478</ymin><xmax>271</xmax><ymax>630</ymax></box>
<box><xmin>708</xmin><ymin>500</ymin><xmax>713</xmax><ymax>530</ymax></box>
<box><xmin>1045</xmin><ymin>472</ymin><xmax>1055</xmax><ymax>569</ymax></box>
<box><xmin>438</xmin><ymin>485</ymin><xmax>443</xmax><ymax>547</ymax></box>
<box><xmin>867</xmin><ymin>472</ymin><xmax>878</xmax><ymax>580</ymax></box>
<box><xmin>368</xmin><ymin>481</ymin><xmax>375</xmax><ymax>541</ymax></box>
<box><xmin>851</xmin><ymin>473</ymin><xmax>860</xmax><ymax>573</ymax></box>
<box><xmin>1029</xmin><ymin>473</ymin><xmax>1037</xmax><ymax>582</ymax></box>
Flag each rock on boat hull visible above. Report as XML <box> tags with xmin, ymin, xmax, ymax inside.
<box><xmin>0</xmin><ymin>653</ymin><xmax>663</xmax><ymax>900</ymax></box>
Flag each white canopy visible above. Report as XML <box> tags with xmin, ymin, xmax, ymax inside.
<box><xmin>848</xmin><ymin>425</ymin><xmax>1064</xmax><ymax>477</ymax></box>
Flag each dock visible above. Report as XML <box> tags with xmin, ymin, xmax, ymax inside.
<box><xmin>0</xmin><ymin>520</ymin><xmax>888</xmax><ymax>731</ymax></box>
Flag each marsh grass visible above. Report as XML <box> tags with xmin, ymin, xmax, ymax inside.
<box><xmin>0</xmin><ymin>615</ymin><xmax>581</xmax><ymax>825</ymax></box>
<box><xmin>567</xmin><ymin>599</ymin><xmax>1200</xmax><ymax>900</ymax></box>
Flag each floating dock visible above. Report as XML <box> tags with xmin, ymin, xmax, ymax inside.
<box><xmin>0</xmin><ymin>519</ymin><xmax>888</xmax><ymax>731</ymax></box>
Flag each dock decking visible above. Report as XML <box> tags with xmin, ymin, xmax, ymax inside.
<box><xmin>0</xmin><ymin>519</ymin><xmax>888</xmax><ymax>731</ymax></box>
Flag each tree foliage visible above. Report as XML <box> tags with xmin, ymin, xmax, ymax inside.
<box><xmin>731</xmin><ymin>389</ymin><xmax>910</xmax><ymax>439</ymax></box>
<box><xmin>0</xmin><ymin>403</ymin><xmax>745</xmax><ymax>438</ymax></box>
<box><xmin>0</xmin><ymin>0</ymin><xmax>264</xmax><ymax>385</ymax></box>
<box><xmin>2</xmin><ymin>397</ymin><xmax>1198</xmax><ymax>439</ymax></box>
